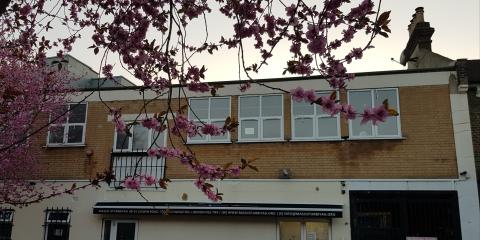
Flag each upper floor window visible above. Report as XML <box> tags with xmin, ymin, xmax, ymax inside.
<box><xmin>114</xmin><ymin>124</ymin><xmax>166</xmax><ymax>152</ymax></box>
<box><xmin>348</xmin><ymin>88</ymin><xmax>401</xmax><ymax>138</ymax></box>
<box><xmin>44</xmin><ymin>209</ymin><xmax>71</xmax><ymax>240</ymax></box>
<box><xmin>238</xmin><ymin>95</ymin><xmax>283</xmax><ymax>141</ymax></box>
<box><xmin>188</xmin><ymin>97</ymin><xmax>231</xmax><ymax>143</ymax></box>
<box><xmin>0</xmin><ymin>209</ymin><xmax>14</xmax><ymax>240</ymax></box>
<box><xmin>291</xmin><ymin>91</ymin><xmax>340</xmax><ymax>140</ymax></box>
<box><xmin>47</xmin><ymin>103</ymin><xmax>87</xmax><ymax>146</ymax></box>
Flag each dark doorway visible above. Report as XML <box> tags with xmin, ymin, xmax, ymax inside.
<box><xmin>350</xmin><ymin>191</ymin><xmax>461</xmax><ymax>240</ymax></box>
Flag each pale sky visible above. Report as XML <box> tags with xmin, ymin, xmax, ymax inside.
<box><xmin>62</xmin><ymin>0</ymin><xmax>480</xmax><ymax>85</ymax></box>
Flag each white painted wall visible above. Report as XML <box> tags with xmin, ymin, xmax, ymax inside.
<box><xmin>6</xmin><ymin>178</ymin><xmax>479</xmax><ymax>240</ymax></box>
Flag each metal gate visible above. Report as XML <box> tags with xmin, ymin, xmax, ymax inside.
<box><xmin>350</xmin><ymin>191</ymin><xmax>461</xmax><ymax>240</ymax></box>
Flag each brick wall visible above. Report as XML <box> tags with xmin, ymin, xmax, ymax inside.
<box><xmin>34</xmin><ymin>84</ymin><xmax>458</xmax><ymax>180</ymax></box>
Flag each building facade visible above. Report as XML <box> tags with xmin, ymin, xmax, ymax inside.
<box><xmin>2</xmin><ymin>8</ymin><xmax>480</xmax><ymax>240</ymax></box>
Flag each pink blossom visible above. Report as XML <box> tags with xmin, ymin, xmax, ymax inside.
<box><xmin>144</xmin><ymin>175</ymin><xmax>157</xmax><ymax>186</ymax></box>
<box><xmin>342</xmin><ymin>104</ymin><xmax>357</xmax><ymax>120</ymax></box>
<box><xmin>124</xmin><ymin>177</ymin><xmax>140</xmax><ymax>190</ymax></box>
<box><xmin>201</xmin><ymin>124</ymin><xmax>224</xmax><ymax>136</ymax></box>
<box><xmin>304</xmin><ymin>90</ymin><xmax>317</xmax><ymax>103</ymax></box>
<box><xmin>290</xmin><ymin>87</ymin><xmax>305</xmax><ymax>102</ymax></box>
<box><xmin>230</xmin><ymin>167</ymin><xmax>241</xmax><ymax>176</ymax></box>
<box><xmin>320</xmin><ymin>96</ymin><xmax>340</xmax><ymax>116</ymax></box>
<box><xmin>361</xmin><ymin>105</ymin><xmax>388</xmax><ymax>125</ymax></box>
<box><xmin>147</xmin><ymin>148</ymin><xmax>159</xmax><ymax>157</ymax></box>
<box><xmin>239</xmin><ymin>82</ymin><xmax>251</xmax><ymax>92</ymax></box>
<box><xmin>142</xmin><ymin>118</ymin><xmax>159</xmax><ymax>129</ymax></box>
<box><xmin>307</xmin><ymin>36</ymin><xmax>327</xmax><ymax>54</ymax></box>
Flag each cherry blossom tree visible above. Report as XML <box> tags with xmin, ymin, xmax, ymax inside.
<box><xmin>0</xmin><ymin>0</ymin><xmax>396</xmax><ymax>205</ymax></box>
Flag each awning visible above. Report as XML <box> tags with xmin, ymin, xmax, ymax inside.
<box><xmin>93</xmin><ymin>202</ymin><xmax>343</xmax><ymax>218</ymax></box>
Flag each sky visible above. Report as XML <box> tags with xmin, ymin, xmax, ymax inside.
<box><xmin>62</xmin><ymin>0</ymin><xmax>480</xmax><ymax>85</ymax></box>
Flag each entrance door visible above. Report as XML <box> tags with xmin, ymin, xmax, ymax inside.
<box><xmin>350</xmin><ymin>191</ymin><xmax>461</xmax><ymax>240</ymax></box>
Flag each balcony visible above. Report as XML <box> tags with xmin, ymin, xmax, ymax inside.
<box><xmin>110</xmin><ymin>150</ymin><xmax>165</xmax><ymax>189</ymax></box>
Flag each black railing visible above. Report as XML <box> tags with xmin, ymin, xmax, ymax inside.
<box><xmin>110</xmin><ymin>150</ymin><xmax>165</xmax><ymax>188</ymax></box>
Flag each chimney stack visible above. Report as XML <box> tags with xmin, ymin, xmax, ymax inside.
<box><xmin>408</xmin><ymin>7</ymin><xmax>425</xmax><ymax>35</ymax></box>
<box><xmin>400</xmin><ymin>7</ymin><xmax>435</xmax><ymax>66</ymax></box>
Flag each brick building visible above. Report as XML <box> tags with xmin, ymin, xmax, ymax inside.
<box><xmin>1</xmin><ymin>8</ymin><xmax>479</xmax><ymax>240</ymax></box>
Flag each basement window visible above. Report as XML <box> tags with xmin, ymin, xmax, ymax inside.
<box><xmin>0</xmin><ymin>209</ymin><xmax>14</xmax><ymax>240</ymax></box>
<box><xmin>44</xmin><ymin>209</ymin><xmax>71</xmax><ymax>240</ymax></box>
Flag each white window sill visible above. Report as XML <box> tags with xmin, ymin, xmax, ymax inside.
<box><xmin>236</xmin><ymin>139</ymin><xmax>287</xmax><ymax>143</ymax></box>
<box><xmin>289</xmin><ymin>138</ymin><xmax>343</xmax><ymax>142</ymax></box>
<box><xmin>186</xmin><ymin>141</ymin><xmax>232</xmax><ymax>145</ymax></box>
<box><xmin>44</xmin><ymin>144</ymin><xmax>86</xmax><ymax>148</ymax></box>
<box><xmin>347</xmin><ymin>136</ymin><xmax>406</xmax><ymax>141</ymax></box>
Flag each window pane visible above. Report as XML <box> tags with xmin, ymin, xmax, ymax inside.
<box><xmin>116</xmin><ymin>222</ymin><xmax>136</xmax><ymax>240</ymax></box>
<box><xmin>318</xmin><ymin>117</ymin><xmax>338</xmax><ymax>138</ymax></box>
<box><xmin>210</xmin><ymin>98</ymin><xmax>230</xmax><ymax>119</ymax></box>
<box><xmin>306</xmin><ymin>221</ymin><xmax>330</xmax><ymax>240</ymax></box>
<box><xmin>189</xmin><ymin>121</ymin><xmax>206</xmax><ymax>141</ymax></box>
<box><xmin>294</xmin><ymin>117</ymin><xmax>314</xmax><ymax>138</ymax></box>
<box><xmin>262</xmin><ymin>95</ymin><xmax>282</xmax><ymax>117</ymax></box>
<box><xmin>263</xmin><ymin>119</ymin><xmax>281</xmax><ymax>139</ymax></box>
<box><xmin>240</xmin><ymin>119</ymin><xmax>258</xmax><ymax>139</ymax></box>
<box><xmin>69</xmin><ymin>104</ymin><xmax>86</xmax><ymax>123</ymax></box>
<box><xmin>239</xmin><ymin>96</ymin><xmax>260</xmax><ymax>118</ymax></box>
<box><xmin>189</xmin><ymin>99</ymin><xmax>209</xmax><ymax>120</ymax></box>
<box><xmin>132</xmin><ymin>125</ymin><xmax>149</xmax><ymax>150</ymax></box>
<box><xmin>151</xmin><ymin>131</ymin><xmax>165</xmax><ymax>147</ymax></box>
<box><xmin>350</xmin><ymin>91</ymin><xmax>373</xmax><ymax>137</ymax></box>
<box><xmin>376</xmin><ymin>89</ymin><xmax>399</xmax><ymax>136</ymax></box>
<box><xmin>103</xmin><ymin>220</ymin><xmax>111</xmax><ymax>240</ymax></box>
<box><xmin>279</xmin><ymin>222</ymin><xmax>301</xmax><ymax>240</ymax></box>
<box><xmin>0</xmin><ymin>222</ymin><xmax>13</xmax><ymax>240</ymax></box>
<box><xmin>292</xmin><ymin>100</ymin><xmax>314</xmax><ymax>115</ymax></box>
<box><xmin>49</xmin><ymin>125</ymin><xmax>65</xmax><ymax>144</ymax></box>
<box><xmin>51</xmin><ymin>105</ymin><xmax>68</xmax><ymax>124</ymax></box>
<box><xmin>210</xmin><ymin>120</ymin><xmax>228</xmax><ymax>141</ymax></box>
<box><xmin>116</xmin><ymin>131</ymin><xmax>129</xmax><ymax>150</ymax></box>
<box><xmin>67</xmin><ymin>125</ymin><xmax>83</xmax><ymax>143</ymax></box>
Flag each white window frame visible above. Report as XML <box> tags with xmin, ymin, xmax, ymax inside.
<box><xmin>113</xmin><ymin>124</ymin><xmax>167</xmax><ymax>152</ymax></box>
<box><xmin>238</xmin><ymin>94</ymin><xmax>284</xmax><ymax>142</ymax></box>
<box><xmin>47</xmin><ymin>103</ymin><xmax>88</xmax><ymax>146</ymax></box>
<box><xmin>347</xmin><ymin>88</ymin><xmax>402</xmax><ymax>139</ymax></box>
<box><xmin>102</xmin><ymin>220</ymin><xmax>138</xmax><ymax>240</ymax></box>
<box><xmin>187</xmin><ymin>96</ymin><xmax>231</xmax><ymax>143</ymax></box>
<box><xmin>277</xmin><ymin>219</ymin><xmax>332</xmax><ymax>240</ymax></box>
<box><xmin>291</xmin><ymin>91</ymin><xmax>341</xmax><ymax>141</ymax></box>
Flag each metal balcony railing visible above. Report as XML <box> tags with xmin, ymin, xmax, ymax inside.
<box><xmin>110</xmin><ymin>150</ymin><xmax>165</xmax><ymax>189</ymax></box>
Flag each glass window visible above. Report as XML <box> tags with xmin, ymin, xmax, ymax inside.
<box><xmin>279</xmin><ymin>221</ymin><xmax>330</xmax><ymax>240</ymax></box>
<box><xmin>103</xmin><ymin>220</ymin><xmax>137</xmax><ymax>240</ymax></box>
<box><xmin>113</xmin><ymin>124</ymin><xmax>166</xmax><ymax>152</ymax></box>
<box><xmin>291</xmin><ymin>91</ymin><xmax>340</xmax><ymax>140</ymax></box>
<box><xmin>0</xmin><ymin>210</ymin><xmax>14</xmax><ymax>240</ymax></box>
<box><xmin>47</xmin><ymin>103</ymin><xmax>87</xmax><ymax>145</ymax></box>
<box><xmin>188</xmin><ymin>97</ymin><xmax>231</xmax><ymax>143</ymax></box>
<box><xmin>44</xmin><ymin>210</ymin><xmax>71</xmax><ymax>240</ymax></box>
<box><xmin>348</xmin><ymin>88</ymin><xmax>401</xmax><ymax>138</ymax></box>
<box><xmin>239</xmin><ymin>95</ymin><xmax>283</xmax><ymax>141</ymax></box>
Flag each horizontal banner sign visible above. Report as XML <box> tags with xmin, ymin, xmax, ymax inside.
<box><xmin>93</xmin><ymin>202</ymin><xmax>343</xmax><ymax>218</ymax></box>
